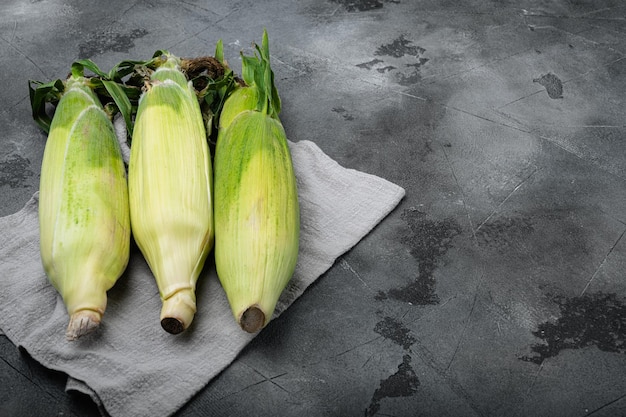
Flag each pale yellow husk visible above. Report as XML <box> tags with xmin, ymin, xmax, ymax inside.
<box><xmin>128</xmin><ymin>55</ymin><xmax>213</xmax><ymax>334</ymax></box>
<box><xmin>214</xmin><ymin>103</ymin><xmax>299</xmax><ymax>333</ymax></box>
<box><xmin>39</xmin><ymin>76</ymin><xmax>130</xmax><ymax>340</ymax></box>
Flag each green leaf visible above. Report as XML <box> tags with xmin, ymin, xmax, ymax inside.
<box><xmin>194</xmin><ymin>69</ymin><xmax>239</xmax><ymax>135</ymax></box>
<box><xmin>215</xmin><ymin>39</ymin><xmax>224</xmax><ymax>64</ymax></box>
<box><xmin>72</xmin><ymin>59</ymin><xmax>109</xmax><ymax>78</ymax></box>
<box><xmin>107</xmin><ymin>59</ymin><xmax>141</xmax><ymax>82</ymax></box>
<box><xmin>101</xmin><ymin>79</ymin><xmax>134</xmax><ymax>137</ymax></box>
<box><xmin>28</xmin><ymin>78</ymin><xmax>65</xmax><ymax>133</ymax></box>
<box><xmin>239</xmin><ymin>28</ymin><xmax>281</xmax><ymax>118</ymax></box>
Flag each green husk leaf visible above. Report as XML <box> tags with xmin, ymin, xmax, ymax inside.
<box><xmin>28</xmin><ymin>44</ymin><xmax>239</xmax><ymax>142</ymax></box>
<box><xmin>106</xmin><ymin>51</ymin><xmax>168</xmax><ymax>82</ymax></box>
<box><xmin>101</xmin><ymin>80</ymin><xmax>134</xmax><ymax>136</ymax></box>
<box><xmin>215</xmin><ymin>39</ymin><xmax>225</xmax><ymax>64</ymax></box>
<box><xmin>71</xmin><ymin>59</ymin><xmax>108</xmax><ymax>79</ymax></box>
<box><xmin>30</xmin><ymin>60</ymin><xmax>134</xmax><ymax>140</ymax></box>
<box><xmin>239</xmin><ymin>28</ymin><xmax>281</xmax><ymax>119</ymax></box>
<box><xmin>28</xmin><ymin>78</ymin><xmax>65</xmax><ymax>133</ymax></box>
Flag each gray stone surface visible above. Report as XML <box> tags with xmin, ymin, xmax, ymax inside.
<box><xmin>1</xmin><ymin>0</ymin><xmax>625</xmax><ymax>416</ymax></box>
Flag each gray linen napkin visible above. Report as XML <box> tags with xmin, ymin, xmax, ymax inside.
<box><xmin>0</xmin><ymin>140</ymin><xmax>405</xmax><ymax>417</ymax></box>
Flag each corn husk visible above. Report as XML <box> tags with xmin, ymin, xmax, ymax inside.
<box><xmin>128</xmin><ymin>53</ymin><xmax>214</xmax><ymax>334</ymax></box>
<box><xmin>214</xmin><ymin>30</ymin><xmax>300</xmax><ymax>333</ymax></box>
<box><xmin>36</xmin><ymin>72</ymin><xmax>130</xmax><ymax>340</ymax></box>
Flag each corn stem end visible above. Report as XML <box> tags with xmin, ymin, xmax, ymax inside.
<box><xmin>239</xmin><ymin>305</ymin><xmax>265</xmax><ymax>333</ymax></box>
<box><xmin>66</xmin><ymin>309</ymin><xmax>102</xmax><ymax>341</ymax></box>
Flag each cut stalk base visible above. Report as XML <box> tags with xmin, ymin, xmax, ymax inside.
<box><xmin>66</xmin><ymin>310</ymin><xmax>102</xmax><ymax>341</ymax></box>
<box><xmin>239</xmin><ymin>306</ymin><xmax>265</xmax><ymax>333</ymax></box>
<box><xmin>161</xmin><ymin>317</ymin><xmax>185</xmax><ymax>334</ymax></box>
<box><xmin>160</xmin><ymin>289</ymin><xmax>196</xmax><ymax>334</ymax></box>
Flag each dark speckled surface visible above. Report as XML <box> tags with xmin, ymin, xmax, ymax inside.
<box><xmin>1</xmin><ymin>1</ymin><xmax>626</xmax><ymax>416</ymax></box>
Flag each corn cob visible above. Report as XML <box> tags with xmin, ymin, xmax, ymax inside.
<box><xmin>37</xmin><ymin>74</ymin><xmax>130</xmax><ymax>341</ymax></box>
<box><xmin>128</xmin><ymin>53</ymin><xmax>213</xmax><ymax>334</ymax></box>
<box><xmin>214</xmin><ymin>30</ymin><xmax>300</xmax><ymax>333</ymax></box>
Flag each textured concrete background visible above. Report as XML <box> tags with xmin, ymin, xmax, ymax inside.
<box><xmin>1</xmin><ymin>1</ymin><xmax>626</xmax><ymax>416</ymax></box>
